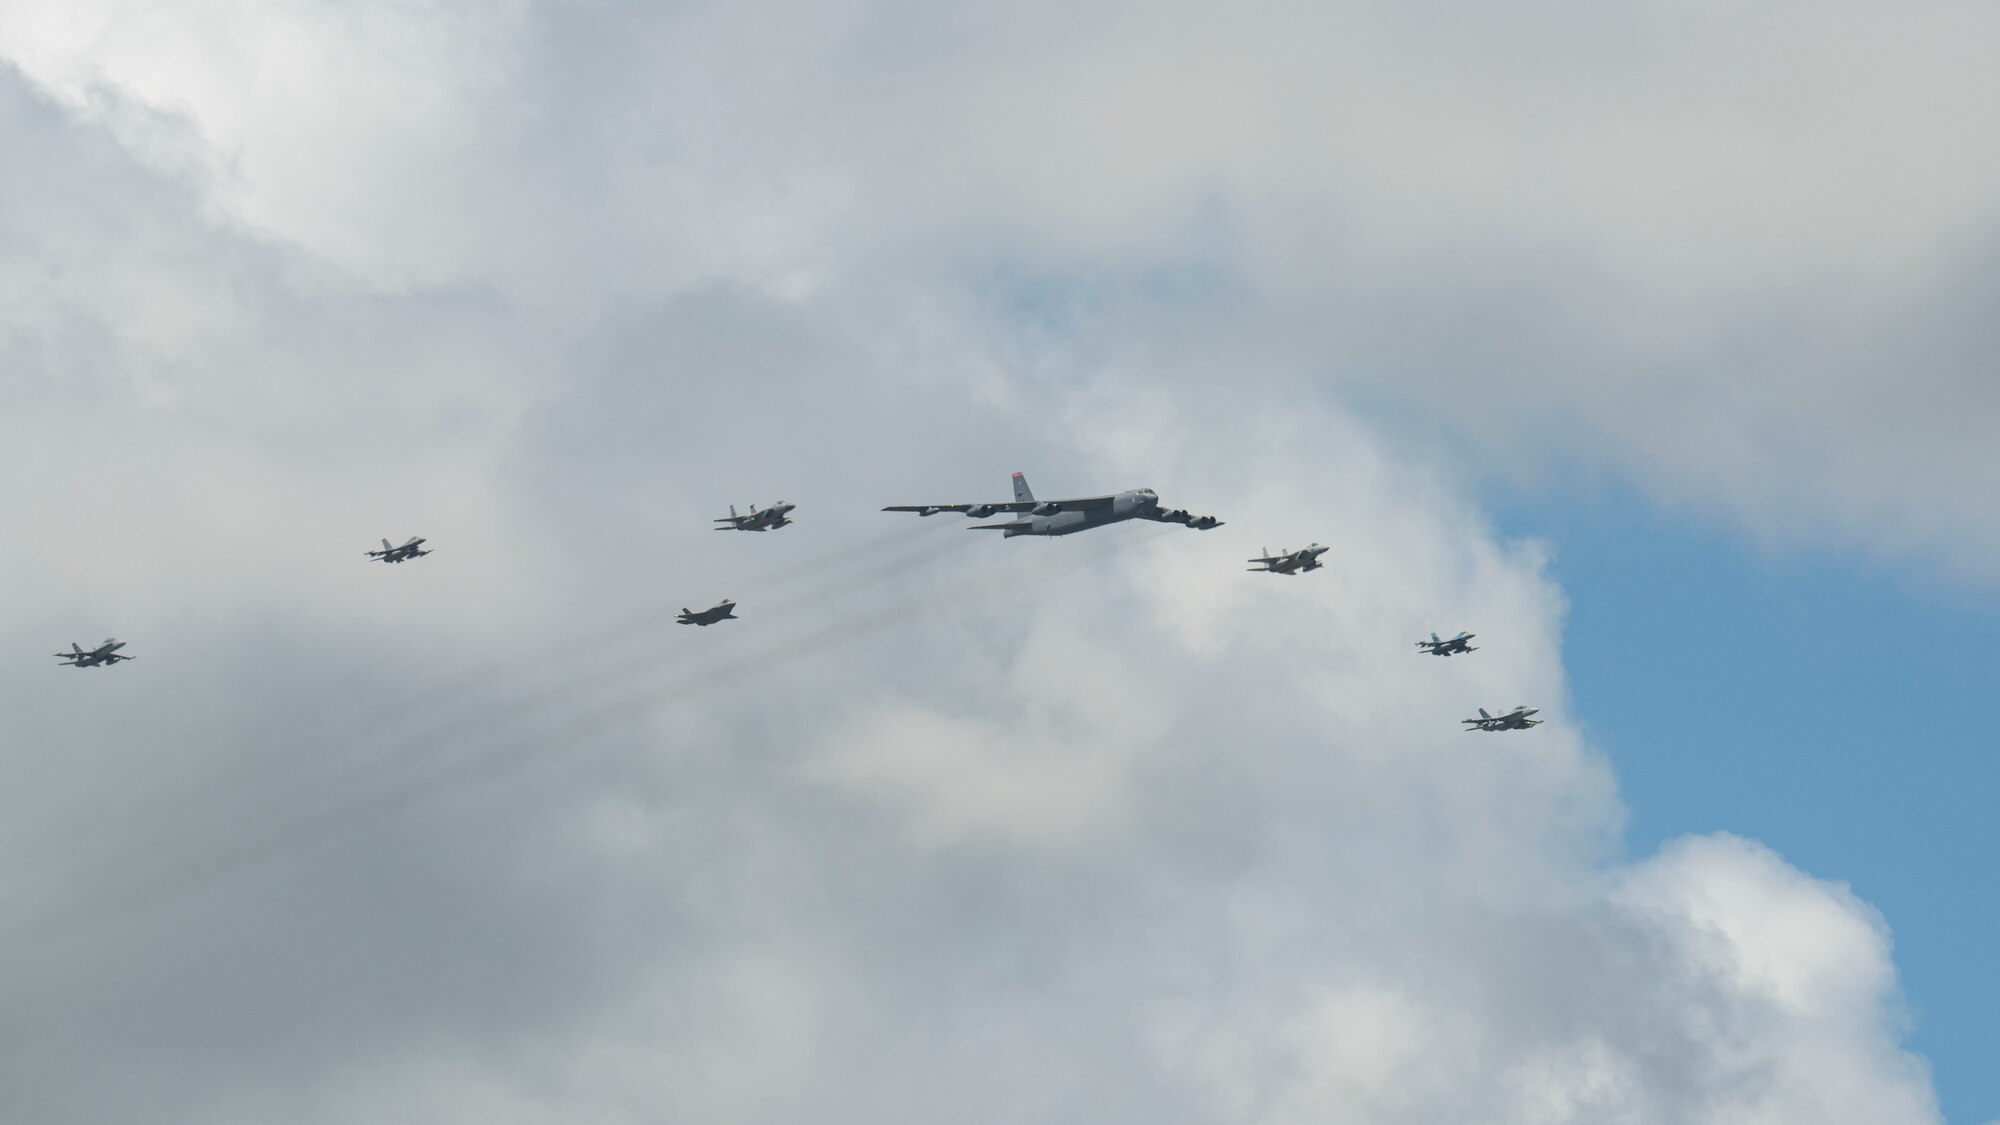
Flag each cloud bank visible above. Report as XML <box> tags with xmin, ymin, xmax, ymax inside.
<box><xmin>0</xmin><ymin>3</ymin><xmax>1965</xmax><ymax>1121</ymax></box>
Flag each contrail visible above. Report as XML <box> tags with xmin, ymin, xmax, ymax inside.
<box><xmin>25</xmin><ymin>519</ymin><xmax>964</xmax><ymax>863</ymax></box>
<box><xmin>0</xmin><ymin>525</ymin><xmax>1179</xmax><ymax>948</ymax></box>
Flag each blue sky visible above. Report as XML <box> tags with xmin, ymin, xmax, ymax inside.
<box><xmin>1504</xmin><ymin>483</ymin><xmax>1999</xmax><ymax>1123</ymax></box>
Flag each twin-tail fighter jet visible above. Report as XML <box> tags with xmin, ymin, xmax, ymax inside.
<box><xmin>367</xmin><ymin>536</ymin><xmax>431</xmax><ymax>564</ymax></box>
<box><xmin>714</xmin><ymin>502</ymin><xmax>796</xmax><ymax>532</ymax></box>
<box><xmin>55</xmin><ymin>639</ymin><xmax>134</xmax><ymax>668</ymax></box>
<box><xmin>1417</xmin><ymin>631</ymin><xmax>1477</xmax><ymax>656</ymax></box>
<box><xmin>883</xmin><ymin>472</ymin><xmax>1222</xmax><ymax>537</ymax></box>
<box><xmin>1248</xmin><ymin>543</ymin><xmax>1329</xmax><ymax>575</ymax></box>
<box><xmin>677</xmin><ymin>599</ymin><xmax>737</xmax><ymax>626</ymax></box>
<box><xmin>1462</xmin><ymin>705</ymin><xmax>1540</xmax><ymax>732</ymax></box>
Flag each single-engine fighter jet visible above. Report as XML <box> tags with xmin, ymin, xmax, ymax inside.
<box><xmin>1248</xmin><ymin>543</ymin><xmax>1329</xmax><ymax>575</ymax></box>
<box><xmin>1418</xmin><ymin>631</ymin><xmax>1477</xmax><ymax>656</ymax></box>
<box><xmin>55</xmin><ymin>639</ymin><xmax>134</xmax><ymax>668</ymax></box>
<box><xmin>713</xmin><ymin>502</ymin><xmax>796</xmax><ymax>532</ymax></box>
<box><xmin>367</xmin><ymin>536</ymin><xmax>431</xmax><ymax>564</ymax></box>
<box><xmin>1462</xmin><ymin>705</ymin><xmax>1540</xmax><ymax>732</ymax></box>
<box><xmin>883</xmin><ymin>472</ymin><xmax>1222</xmax><ymax>537</ymax></box>
<box><xmin>677</xmin><ymin>599</ymin><xmax>737</xmax><ymax>626</ymax></box>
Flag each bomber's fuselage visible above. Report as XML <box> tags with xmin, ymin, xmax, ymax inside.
<box><xmin>1002</xmin><ymin>490</ymin><xmax>1157</xmax><ymax>537</ymax></box>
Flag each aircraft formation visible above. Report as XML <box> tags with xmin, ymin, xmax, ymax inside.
<box><xmin>54</xmin><ymin>470</ymin><xmax>1539</xmax><ymax>731</ymax></box>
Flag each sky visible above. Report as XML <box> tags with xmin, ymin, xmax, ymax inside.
<box><xmin>1</xmin><ymin>2</ymin><xmax>1996</xmax><ymax>1122</ymax></box>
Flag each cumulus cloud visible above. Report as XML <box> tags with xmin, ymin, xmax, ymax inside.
<box><xmin>0</xmin><ymin>5</ymin><xmax>1957</xmax><ymax>1123</ymax></box>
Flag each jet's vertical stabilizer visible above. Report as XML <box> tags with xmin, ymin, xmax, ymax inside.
<box><xmin>1012</xmin><ymin>472</ymin><xmax>1034</xmax><ymax>505</ymax></box>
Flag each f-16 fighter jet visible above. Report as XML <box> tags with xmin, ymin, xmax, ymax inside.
<box><xmin>713</xmin><ymin>502</ymin><xmax>796</xmax><ymax>532</ymax></box>
<box><xmin>1417</xmin><ymin>631</ymin><xmax>1478</xmax><ymax>656</ymax></box>
<box><xmin>1248</xmin><ymin>543</ymin><xmax>1329</xmax><ymax>575</ymax></box>
<box><xmin>367</xmin><ymin>536</ymin><xmax>431</xmax><ymax>564</ymax></box>
<box><xmin>677</xmin><ymin>599</ymin><xmax>737</xmax><ymax>626</ymax></box>
<box><xmin>883</xmin><ymin>472</ymin><xmax>1222</xmax><ymax>537</ymax></box>
<box><xmin>1462</xmin><ymin>705</ymin><xmax>1540</xmax><ymax>732</ymax></box>
<box><xmin>55</xmin><ymin>639</ymin><xmax>134</xmax><ymax>668</ymax></box>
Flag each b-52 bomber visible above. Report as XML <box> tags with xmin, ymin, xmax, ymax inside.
<box><xmin>1417</xmin><ymin>631</ymin><xmax>1477</xmax><ymax>656</ymax></box>
<box><xmin>883</xmin><ymin>472</ymin><xmax>1221</xmax><ymax>537</ymax></box>
<box><xmin>1462</xmin><ymin>705</ymin><xmax>1540</xmax><ymax>732</ymax></box>
<box><xmin>367</xmin><ymin>536</ymin><xmax>431</xmax><ymax>564</ymax></box>
<box><xmin>678</xmin><ymin>599</ymin><xmax>737</xmax><ymax>626</ymax></box>
<box><xmin>55</xmin><ymin>639</ymin><xmax>134</xmax><ymax>668</ymax></box>
<box><xmin>714</xmin><ymin>502</ymin><xmax>795</xmax><ymax>532</ymax></box>
<box><xmin>1248</xmin><ymin>543</ymin><xmax>1328</xmax><ymax>575</ymax></box>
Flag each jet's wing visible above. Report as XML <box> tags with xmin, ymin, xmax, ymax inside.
<box><xmin>968</xmin><ymin>520</ymin><xmax>1035</xmax><ymax>531</ymax></box>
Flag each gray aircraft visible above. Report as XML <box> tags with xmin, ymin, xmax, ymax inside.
<box><xmin>713</xmin><ymin>502</ymin><xmax>796</xmax><ymax>532</ymax></box>
<box><xmin>678</xmin><ymin>599</ymin><xmax>738</xmax><ymax>626</ymax></box>
<box><xmin>883</xmin><ymin>472</ymin><xmax>1222</xmax><ymax>537</ymax></box>
<box><xmin>367</xmin><ymin>536</ymin><xmax>431</xmax><ymax>564</ymax></box>
<box><xmin>1462</xmin><ymin>705</ymin><xmax>1540</xmax><ymax>732</ymax></box>
<box><xmin>1418</xmin><ymin>631</ymin><xmax>1477</xmax><ymax>656</ymax></box>
<box><xmin>1248</xmin><ymin>543</ymin><xmax>1329</xmax><ymax>575</ymax></box>
<box><xmin>55</xmin><ymin>638</ymin><xmax>134</xmax><ymax>668</ymax></box>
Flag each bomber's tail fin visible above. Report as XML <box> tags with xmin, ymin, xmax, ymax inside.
<box><xmin>383</xmin><ymin>538</ymin><xmax>394</xmax><ymax>551</ymax></box>
<box><xmin>72</xmin><ymin>643</ymin><xmax>83</xmax><ymax>655</ymax></box>
<box><xmin>1479</xmin><ymin>708</ymin><xmax>1491</xmax><ymax>719</ymax></box>
<box><xmin>1431</xmin><ymin>632</ymin><xmax>1441</xmax><ymax>643</ymax></box>
<box><xmin>1012</xmin><ymin>471</ymin><xmax>1034</xmax><ymax>505</ymax></box>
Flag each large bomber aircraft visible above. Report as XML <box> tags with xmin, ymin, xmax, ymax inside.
<box><xmin>678</xmin><ymin>599</ymin><xmax>738</xmax><ymax>626</ymax></box>
<box><xmin>883</xmin><ymin>472</ymin><xmax>1221</xmax><ymax>537</ymax></box>
<box><xmin>56</xmin><ymin>639</ymin><xmax>134</xmax><ymax>668</ymax></box>
<box><xmin>1418</xmin><ymin>631</ymin><xmax>1477</xmax><ymax>656</ymax></box>
<box><xmin>1248</xmin><ymin>543</ymin><xmax>1328</xmax><ymax>575</ymax></box>
<box><xmin>367</xmin><ymin>536</ymin><xmax>431</xmax><ymax>564</ymax></box>
<box><xmin>1462</xmin><ymin>705</ymin><xmax>1540</xmax><ymax>732</ymax></box>
<box><xmin>714</xmin><ymin>502</ymin><xmax>796</xmax><ymax>532</ymax></box>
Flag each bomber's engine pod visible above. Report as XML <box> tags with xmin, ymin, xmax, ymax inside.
<box><xmin>966</xmin><ymin>504</ymin><xmax>997</xmax><ymax>519</ymax></box>
<box><xmin>1029</xmin><ymin>502</ymin><xmax>1061</xmax><ymax>517</ymax></box>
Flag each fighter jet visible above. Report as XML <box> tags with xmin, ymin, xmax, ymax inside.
<box><xmin>1418</xmin><ymin>631</ymin><xmax>1478</xmax><ymax>656</ymax></box>
<box><xmin>55</xmin><ymin>639</ymin><xmax>134</xmax><ymax>668</ymax></box>
<box><xmin>883</xmin><ymin>472</ymin><xmax>1222</xmax><ymax>537</ymax></box>
<box><xmin>713</xmin><ymin>502</ymin><xmax>796</xmax><ymax>532</ymax></box>
<box><xmin>1462</xmin><ymin>705</ymin><xmax>1541</xmax><ymax>732</ymax></box>
<box><xmin>677</xmin><ymin>599</ymin><xmax>738</xmax><ymax>626</ymax></box>
<box><xmin>367</xmin><ymin>536</ymin><xmax>431</xmax><ymax>564</ymax></box>
<box><xmin>1248</xmin><ymin>543</ymin><xmax>1329</xmax><ymax>575</ymax></box>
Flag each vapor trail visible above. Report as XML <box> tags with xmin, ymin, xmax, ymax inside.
<box><xmin>26</xmin><ymin>519</ymin><xmax>963</xmax><ymax>863</ymax></box>
<box><xmin>0</xmin><ymin>525</ymin><xmax>1178</xmax><ymax>949</ymax></box>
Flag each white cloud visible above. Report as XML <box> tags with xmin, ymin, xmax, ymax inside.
<box><xmin>0</xmin><ymin>7</ymin><xmax>1962</xmax><ymax>1123</ymax></box>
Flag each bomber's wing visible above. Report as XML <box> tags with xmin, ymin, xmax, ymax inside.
<box><xmin>1137</xmin><ymin>505</ymin><xmax>1223</xmax><ymax>529</ymax></box>
<box><xmin>883</xmin><ymin>503</ymin><xmax>981</xmax><ymax>515</ymax></box>
<box><xmin>883</xmin><ymin>494</ymin><xmax>1117</xmax><ymax>516</ymax></box>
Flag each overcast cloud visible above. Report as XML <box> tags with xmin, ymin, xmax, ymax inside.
<box><xmin>0</xmin><ymin>3</ymin><xmax>1974</xmax><ymax>1122</ymax></box>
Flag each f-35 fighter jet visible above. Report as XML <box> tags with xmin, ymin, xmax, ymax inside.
<box><xmin>1417</xmin><ymin>632</ymin><xmax>1477</xmax><ymax>656</ymax></box>
<box><xmin>883</xmin><ymin>472</ymin><xmax>1221</xmax><ymax>537</ymax></box>
<box><xmin>677</xmin><ymin>599</ymin><xmax>738</xmax><ymax>626</ymax></box>
<box><xmin>367</xmin><ymin>536</ymin><xmax>431</xmax><ymax>563</ymax></box>
<box><xmin>55</xmin><ymin>639</ymin><xmax>134</xmax><ymax>668</ymax></box>
<box><xmin>1248</xmin><ymin>543</ymin><xmax>1329</xmax><ymax>575</ymax></box>
<box><xmin>1462</xmin><ymin>705</ymin><xmax>1540</xmax><ymax>732</ymax></box>
<box><xmin>714</xmin><ymin>502</ymin><xmax>796</xmax><ymax>532</ymax></box>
